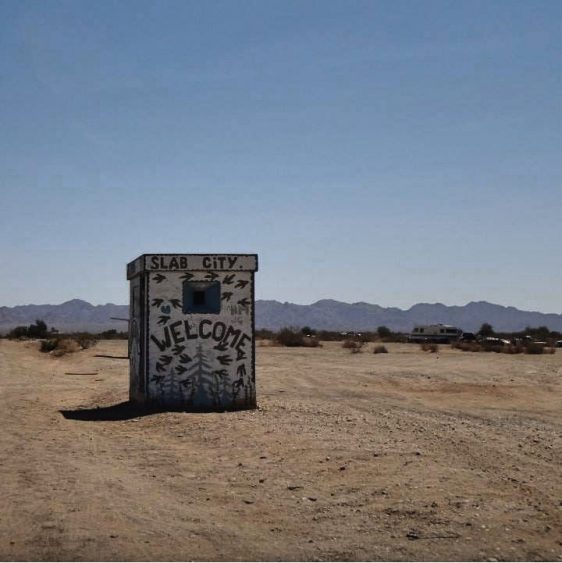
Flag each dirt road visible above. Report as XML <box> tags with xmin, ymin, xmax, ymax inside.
<box><xmin>0</xmin><ymin>339</ymin><xmax>560</xmax><ymax>561</ymax></box>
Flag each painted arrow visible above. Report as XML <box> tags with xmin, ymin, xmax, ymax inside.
<box><xmin>235</xmin><ymin>280</ymin><xmax>249</xmax><ymax>289</ymax></box>
<box><xmin>217</xmin><ymin>355</ymin><xmax>232</xmax><ymax>366</ymax></box>
<box><xmin>172</xmin><ymin>344</ymin><xmax>186</xmax><ymax>355</ymax></box>
<box><xmin>160</xmin><ymin>355</ymin><xmax>173</xmax><ymax>366</ymax></box>
<box><xmin>179</xmin><ymin>378</ymin><xmax>192</xmax><ymax>388</ymax></box>
<box><xmin>153</xmin><ymin>274</ymin><xmax>166</xmax><ymax>284</ymax></box>
<box><xmin>214</xmin><ymin>369</ymin><xmax>228</xmax><ymax>378</ymax></box>
<box><xmin>170</xmin><ymin>299</ymin><xmax>182</xmax><ymax>309</ymax></box>
<box><xmin>222</xmin><ymin>292</ymin><xmax>233</xmax><ymax>302</ymax></box>
<box><xmin>223</xmin><ymin>274</ymin><xmax>235</xmax><ymax>285</ymax></box>
<box><xmin>151</xmin><ymin>298</ymin><xmax>164</xmax><ymax>307</ymax></box>
<box><xmin>214</xmin><ymin>341</ymin><xmax>229</xmax><ymax>352</ymax></box>
<box><xmin>180</xmin><ymin>273</ymin><xmax>194</xmax><ymax>281</ymax></box>
<box><xmin>151</xmin><ymin>374</ymin><xmax>165</xmax><ymax>384</ymax></box>
<box><xmin>155</xmin><ymin>362</ymin><xmax>165</xmax><ymax>373</ymax></box>
<box><xmin>237</xmin><ymin>349</ymin><xmax>247</xmax><ymax>361</ymax></box>
<box><xmin>205</xmin><ymin>272</ymin><xmax>219</xmax><ymax>281</ymax></box>
<box><xmin>176</xmin><ymin>365</ymin><xmax>188</xmax><ymax>375</ymax></box>
<box><xmin>179</xmin><ymin>354</ymin><xmax>192</xmax><ymax>364</ymax></box>
<box><xmin>237</xmin><ymin>364</ymin><xmax>247</xmax><ymax>378</ymax></box>
<box><xmin>157</xmin><ymin>315</ymin><xmax>170</xmax><ymax>325</ymax></box>
<box><xmin>237</xmin><ymin>298</ymin><xmax>251</xmax><ymax>307</ymax></box>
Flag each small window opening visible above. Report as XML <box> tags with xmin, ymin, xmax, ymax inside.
<box><xmin>193</xmin><ymin>290</ymin><xmax>206</xmax><ymax>306</ymax></box>
<box><xmin>183</xmin><ymin>281</ymin><xmax>221</xmax><ymax>314</ymax></box>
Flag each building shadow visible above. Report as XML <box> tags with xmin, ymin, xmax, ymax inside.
<box><xmin>60</xmin><ymin>401</ymin><xmax>256</xmax><ymax>421</ymax></box>
<box><xmin>60</xmin><ymin>401</ymin><xmax>163</xmax><ymax>421</ymax></box>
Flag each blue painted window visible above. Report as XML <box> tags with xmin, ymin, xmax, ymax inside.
<box><xmin>183</xmin><ymin>281</ymin><xmax>221</xmax><ymax>314</ymax></box>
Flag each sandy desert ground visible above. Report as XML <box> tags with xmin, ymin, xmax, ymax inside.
<box><xmin>0</xmin><ymin>339</ymin><xmax>560</xmax><ymax>561</ymax></box>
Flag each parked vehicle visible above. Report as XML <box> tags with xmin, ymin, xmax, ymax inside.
<box><xmin>408</xmin><ymin>324</ymin><xmax>462</xmax><ymax>343</ymax></box>
<box><xmin>460</xmin><ymin>332</ymin><xmax>476</xmax><ymax>342</ymax></box>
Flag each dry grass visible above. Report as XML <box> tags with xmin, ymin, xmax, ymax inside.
<box><xmin>373</xmin><ymin>345</ymin><xmax>388</xmax><ymax>354</ymax></box>
<box><xmin>452</xmin><ymin>341</ymin><xmax>556</xmax><ymax>355</ymax></box>
<box><xmin>40</xmin><ymin>337</ymin><xmax>96</xmax><ymax>357</ymax></box>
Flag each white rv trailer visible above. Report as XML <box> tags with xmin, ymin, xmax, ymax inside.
<box><xmin>408</xmin><ymin>324</ymin><xmax>461</xmax><ymax>343</ymax></box>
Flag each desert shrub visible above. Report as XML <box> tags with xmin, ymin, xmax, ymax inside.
<box><xmin>373</xmin><ymin>345</ymin><xmax>388</xmax><ymax>354</ymax></box>
<box><xmin>256</xmin><ymin>329</ymin><xmax>276</xmax><ymax>340</ymax></box>
<box><xmin>8</xmin><ymin>319</ymin><xmax>51</xmax><ymax>339</ymax></box>
<box><xmin>451</xmin><ymin>341</ymin><xmax>481</xmax><ymax>352</ymax></box>
<box><xmin>481</xmin><ymin>343</ymin><xmax>503</xmax><ymax>353</ymax></box>
<box><xmin>524</xmin><ymin>342</ymin><xmax>545</xmax><ymax>355</ymax></box>
<box><xmin>40</xmin><ymin>339</ymin><xmax>59</xmax><ymax>353</ymax></box>
<box><xmin>39</xmin><ymin>335</ymin><xmax>95</xmax><ymax>356</ymax></box>
<box><xmin>421</xmin><ymin>342</ymin><xmax>439</xmax><ymax>353</ymax></box>
<box><xmin>342</xmin><ymin>340</ymin><xmax>364</xmax><ymax>353</ymax></box>
<box><xmin>99</xmin><ymin>329</ymin><xmax>128</xmax><ymax>340</ymax></box>
<box><xmin>504</xmin><ymin>344</ymin><xmax>524</xmax><ymax>354</ymax></box>
<box><xmin>303</xmin><ymin>336</ymin><xmax>321</xmax><ymax>348</ymax></box>
<box><xmin>72</xmin><ymin>333</ymin><xmax>97</xmax><ymax>350</ymax></box>
<box><xmin>50</xmin><ymin>338</ymin><xmax>82</xmax><ymax>357</ymax></box>
<box><xmin>7</xmin><ymin>326</ymin><xmax>30</xmax><ymax>339</ymax></box>
<box><xmin>275</xmin><ymin>328</ymin><xmax>306</xmax><ymax>347</ymax></box>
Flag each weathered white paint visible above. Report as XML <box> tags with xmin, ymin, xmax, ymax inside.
<box><xmin>127</xmin><ymin>254</ymin><xmax>258</xmax><ymax>410</ymax></box>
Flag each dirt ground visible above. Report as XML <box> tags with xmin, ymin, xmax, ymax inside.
<box><xmin>0</xmin><ymin>339</ymin><xmax>560</xmax><ymax>562</ymax></box>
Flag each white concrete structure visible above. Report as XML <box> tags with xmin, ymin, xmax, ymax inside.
<box><xmin>127</xmin><ymin>254</ymin><xmax>258</xmax><ymax>410</ymax></box>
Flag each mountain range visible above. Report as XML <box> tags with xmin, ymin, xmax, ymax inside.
<box><xmin>1</xmin><ymin>298</ymin><xmax>562</xmax><ymax>334</ymax></box>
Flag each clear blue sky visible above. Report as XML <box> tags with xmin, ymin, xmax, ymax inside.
<box><xmin>1</xmin><ymin>0</ymin><xmax>561</xmax><ymax>312</ymax></box>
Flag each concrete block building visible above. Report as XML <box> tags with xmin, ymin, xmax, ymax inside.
<box><xmin>127</xmin><ymin>254</ymin><xmax>258</xmax><ymax>410</ymax></box>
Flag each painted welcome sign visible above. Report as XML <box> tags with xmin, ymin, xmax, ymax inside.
<box><xmin>127</xmin><ymin>253</ymin><xmax>258</xmax><ymax>411</ymax></box>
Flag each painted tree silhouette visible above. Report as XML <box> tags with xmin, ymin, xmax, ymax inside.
<box><xmin>182</xmin><ymin>344</ymin><xmax>216</xmax><ymax>406</ymax></box>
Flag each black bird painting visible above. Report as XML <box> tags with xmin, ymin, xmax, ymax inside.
<box><xmin>235</xmin><ymin>280</ymin><xmax>249</xmax><ymax>289</ymax></box>
<box><xmin>222</xmin><ymin>291</ymin><xmax>233</xmax><ymax>302</ymax></box>
<box><xmin>176</xmin><ymin>365</ymin><xmax>188</xmax><ymax>375</ymax></box>
<box><xmin>214</xmin><ymin>341</ymin><xmax>228</xmax><ymax>352</ymax></box>
<box><xmin>179</xmin><ymin>354</ymin><xmax>192</xmax><ymax>364</ymax></box>
<box><xmin>157</xmin><ymin>315</ymin><xmax>170</xmax><ymax>325</ymax></box>
<box><xmin>217</xmin><ymin>355</ymin><xmax>232</xmax><ymax>366</ymax></box>
<box><xmin>160</xmin><ymin>355</ymin><xmax>173</xmax><ymax>366</ymax></box>
<box><xmin>153</xmin><ymin>274</ymin><xmax>166</xmax><ymax>284</ymax></box>
<box><xmin>223</xmin><ymin>274</ymin><xmax>235</xmax><ymax>285</ymax></box>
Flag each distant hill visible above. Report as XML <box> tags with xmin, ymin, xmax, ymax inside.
<box><xmin>1</xmin><ymin>298</ymin><xmax>561</xmax><ymax>334</ymax></box>
<box><xmin>256</xmin><ymin>300</ymin><xmax>562</xmax><ymax>332</ymax></box>
<box><xmin>0</xmin><ymin>299</ymin><xmax>129</xmax><ymax>334</ymax></box>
